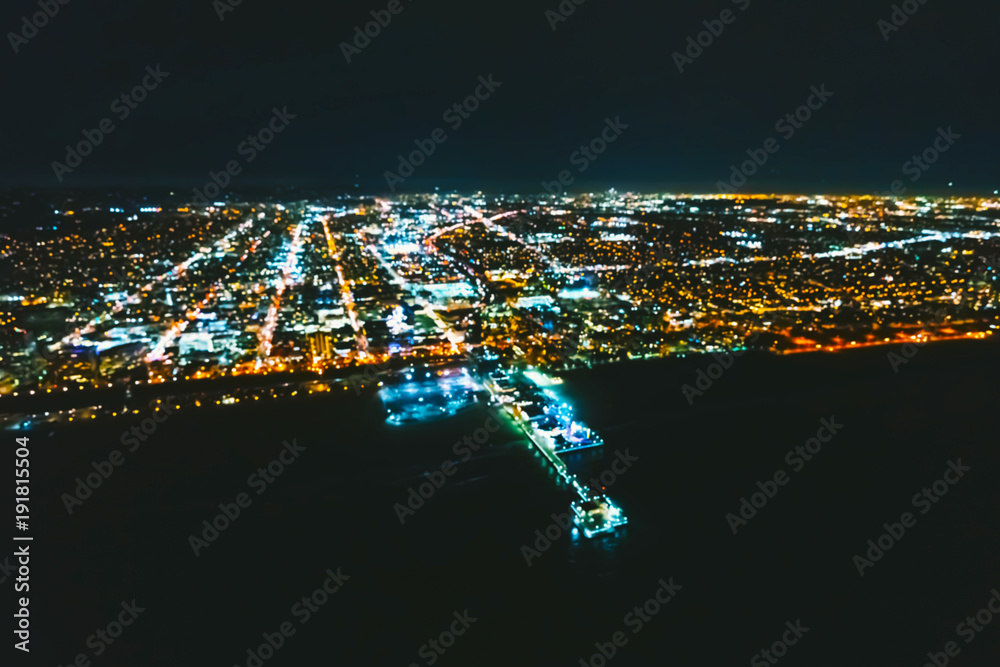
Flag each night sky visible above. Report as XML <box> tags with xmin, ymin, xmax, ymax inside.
<box><xmin>1</xmin><ymin>0</ymin><xmax>997</xmax><ymax>193</ymax></box>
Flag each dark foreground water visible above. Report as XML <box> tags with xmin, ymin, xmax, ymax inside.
<box><xmin>16</xmin><ymin>340</ymin><xmax>1000</xmax><ymax>666</ymax></box>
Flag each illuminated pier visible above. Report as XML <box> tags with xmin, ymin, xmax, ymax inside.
<box><xmin>483</xmin><ymin>366</ymin><xmax>628</xmax><ymax>538</ymax></box>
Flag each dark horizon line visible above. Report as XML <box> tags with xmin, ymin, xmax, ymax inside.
<box><xmin>0</xmin><ymin>181</ymin><xmax>997</xmax><ymax>199</ymax></box>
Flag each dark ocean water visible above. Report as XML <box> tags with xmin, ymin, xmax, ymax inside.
<box><xmin>17</xmin><ymin>341</ymin><xmax>1000</xmax><ymax>666</ymax></box>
